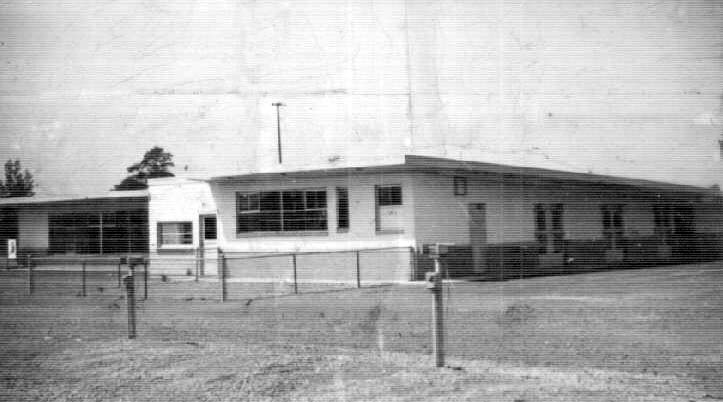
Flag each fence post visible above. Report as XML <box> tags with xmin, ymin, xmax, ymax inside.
<box><xmin>117</xmin><ymin>258</ymin><xmax>122</xmax><ymax>288</ymax></box>
<box><xmin>195</xmin><ymin>248</ymin><xmax>200</xmax><ymax>282</ymax></box>
<box><xmin>143</xmin><ymin>259</ymin><xmax>148</xmax><ymax>300</ymax></box>
<box><xmin>430</xmin><ymin>253</ymin><xmax>445</xmax><ymax>368</ymax></box>
<box><xmin>124</xmin><ymin>265</ymin><xmax>136</xmax><ymax>339</ymax></box>
<box><xmin>356</xmin><ymin>250</ymin><xmax>361</xmax><ymax>288</ymax></box>
<box><xmin>26</xmin><ymin>254</ymin><xmax>33</xmax><ymax>296</ymax></box>
<box><xmin>81</xmin><ymin>261</ymin><xmax>87</xmax><ymax>297</ymax></box>
<box><xmin>292</xmin><ymin>254</ymin><xmax>298</xmax><ymax>294</ymax></box>
<box><xmin>410</xmin><ymin>247</ymin><xmax>417</xmax><ymax>281</ymax></box>
<box><xmin>220</xmin><ymin>251</ymin><xmax>227</xmax><ymax>302</ymax></box>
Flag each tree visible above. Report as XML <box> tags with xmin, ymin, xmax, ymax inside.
<box><xmin>115</xmin><ymin>146</ymin><xmax>175</xmax><ymax>190</ymax></box>
<box><xmin>0</xmin><ymin>160</ymin><xmax>35</xmax><ymax>198</ymax></box>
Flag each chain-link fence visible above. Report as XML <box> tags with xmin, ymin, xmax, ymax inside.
<box><xmin>0</xmin><ymin>246</ymin><xmax>419</xmax><ymax>301</ymax></box>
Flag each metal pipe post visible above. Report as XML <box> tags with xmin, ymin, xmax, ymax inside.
<box><xmin>195</xmin><ymin>248</ymin><xmax>200</xmax><ymax>282</ymax></box>
<box><xmin>356</xmin><ymin>250</ymin><xmax>361</xmax><ymax>288</ymax></box>
<box><xmin>26</xmin><ymin>254</ymin><xmax>33</xmax><ymax>296</ymax></box>
<box><xmin>117</xmin><ymin>259</ymin><xmax>121</xmax><ymax>288</ymax></box>
<box><xmin>431</xmin><ymin>257</ymin><xmax>445</xmax><ymax>368</ymax></box>
<box><xmin>220</xmin><ymin>252</ymin><xmax>227</xmax><ymax>302</ymax></box>
<box><xmin>125</xmin><ymin>266</ymin><xmax>136</xmax><ymax>339</ymax></box>
<box><xmin>292</xmin><ymin>254</ymin><xmax>298</xmax><ymax>294</ymax></box>
<box><xmin>81</xmin><ymin>261</ymin><xmax>87</xmax><ymax>297</ymax></box>
<box><xmin>143</xmin><ymin>259</ymin><xmax>148</xmax><ymax>300</ymax></box>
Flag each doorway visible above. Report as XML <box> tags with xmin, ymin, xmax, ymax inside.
<box><xmin>468</xmin><ymin>203</ymin><xmax>487</xmax><ymax>275</ymax></box>
<box><xmin>198</xmin><ymin>214</ymin><xmax>217</xmax><ymax>276</ymax></box>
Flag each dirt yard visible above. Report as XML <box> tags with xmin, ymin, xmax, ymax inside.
<box><xmin>1</xmin><ymin>262</ymin><xmax>721</xmax><ymax>401</ymax></box>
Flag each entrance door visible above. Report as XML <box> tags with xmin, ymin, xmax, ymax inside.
<box><xmin>468</xmin><ymin>203</ymin><xmax>487</xmax><ymax>275</ymax></box>
<box><xmin>198</xmin><ymin>215</ymin><xmax>217</xmax><ymax>276</ymax></box>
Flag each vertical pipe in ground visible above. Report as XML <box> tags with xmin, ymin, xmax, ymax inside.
<box><xmin>125</xmin><ymin>266</ymin><xmax>136</xmax><ymax>339</ymax></box>
<box><xmin>220</xmin><ymin>251</ymin><xmax>227</xmax><ymax>302</ymax></box>
<box><xmin>432</xmin><ymin>257</ymin><xmax>445</xmax><ymax>368</ymax></box>
<box><xmin>356</xmin><ymin>250</ymin><xmax>361</xmax><ymax>288</ymax></box>
<box><xmin>292</xmin><ymin>254</ymin><xmax>298</xmax><ymax>294</ymax></box>
<box><xmin>143</xmin><ymin>259</ymin><xmax>148</xmax><ymax>300</ymax></box>
<box><xmin>26</xmin><ymin>254</ymin><xmax>33</xmax><ymax>296</ymax></box>
<box><xmin>81</xmin><ymin>261</ymin><xmax>87</xmax><ymax>297</ymax></box>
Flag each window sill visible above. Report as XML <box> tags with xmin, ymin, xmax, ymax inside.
<box><xmin>376</xmin><ymin>229</ymin><xmax>405</xmax><ymax>235</ymax></box>
<box><xmin>157</xmin><ymin>245</ymin><xmax>195</xmax><ymax>251</ymax></box>
<box><xmin>236</xmin><ymin>230</ymin><xmax>329</xmax><ymax>238</ymax></box>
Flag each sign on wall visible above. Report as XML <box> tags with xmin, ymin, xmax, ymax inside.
<box><xmin>7</xmin><ymin>239</ymin><xmax>17</xmax><ymax>260</ymax></box>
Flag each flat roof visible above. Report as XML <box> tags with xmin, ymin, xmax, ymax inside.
<box><xmin>210</xmin><ymin>154</ymin><xmax>713</xmax><ymax>196</ymax></box>
<box><xmin>0</xmin><ymin>190</ymin><xmax>148</xmax><ymax>207</ymax></box>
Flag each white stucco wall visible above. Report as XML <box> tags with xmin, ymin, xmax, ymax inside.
<box><xmin>412</xmin><ymin>172</ymin><xmax>668</xmax><ymax>246</ymax></box>
<box><xmin>147</xmin><ymin>178</ymin><xmax>217</xmax><ymax>251</ymax></box>
<box><xmin>211</xmin><ymin>172</ymin><xmax>416</xmax><ymax>253</ymax></box>
<box><xmin>147</xmin><ymin>178</ymin><xmax>218</xmax><ymax>275</ymax></box>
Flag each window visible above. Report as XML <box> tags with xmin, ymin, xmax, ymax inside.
<box><xmin>453</xmin><ymin>176</ymin><xmax>467</xmax><ymax>196</ymax></box>
<box><xmin>601</xmin><ymin>205</ymin><xmax>624</xmax><ymax>250</ymax></box>
<box><xmin>534</xmin><ymin>204</ymin><xmax>547</xmax><ymax>254</ymax></box>
<box><xmin>534</xmin><ymin>203</ymin><xmax>565</xmax><ymax>254</ymax></box>
<box><xmin>550</xmin><ymin>204</ymin><xmax>564</xmax><ymax>253</ymax></box>
<box><xmin>336</xmin><ymin>187</ymin><xmax>349</xmax><ymax>231</ymax></box>
<box><xmin>203</xmin><ymin>215</ymin><xmax>217</xmax><ymax>240</ymax></box>
<box><xmin>376</xmin><ymin>185</ymin><xmax>402</xmax><ymax>206</ymax></box>
<box><xmin>653</xmin><ymin>204</ymin><xmax>673</xmax><ymax>243</ymax></box>
<box><xmin>654</xmin><ymin>203</ymin><xmax>694</xmax><ymax>245</ymax></box>
<box><xmin>236</xmin><ymin>189</ymin><xmax>327</xmax><ymax>233</ymax></box>
<box><xmin>158</xmin><ymin>222</ymin><xmax>193</xmax><ymax>246</ymax></box>
<box><xmin>375</xmin><ymin>185</ymin><xmax>403</xmax><ymax>232</ymax></box>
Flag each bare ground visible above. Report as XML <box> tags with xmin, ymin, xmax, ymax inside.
<box><xmin>1</xmin><ymin>262</ymin><xmax>722</xmax><ymax>401</ymax></box>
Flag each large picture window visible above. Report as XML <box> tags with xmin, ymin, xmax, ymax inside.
<box><xmin>237</xmin><ymin>189</ymin><xmax>327</xmax><ymax>233</ymax></box>
<box><xmin>158</xmin><ymin>221</ymin><xmax>193</xmax><ymax>246</ymax></box>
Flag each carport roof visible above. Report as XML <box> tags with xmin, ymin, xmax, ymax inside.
<box><xmin>0</xmin><ymin>190</ymin><xmax>148</xmax><ymax>207</ymax></box>
<box><xmin>210</xmin><ymin>155</ymin><xmax>716</xmax><ymax>196</ymax></box>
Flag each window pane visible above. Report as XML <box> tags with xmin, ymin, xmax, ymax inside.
<box><xmin>535</xmin><ymin>232</ymin><xmax>547</xmax><ymax>254</ymax></box>
<box><xmin>159</xmin><ymin>222</ymin><xmax>192</xmax><ymax>245</ymax></box>
<box><xmin>534</xmin><ymin>204</ymin><xmax>546</xmax><ymax>231</ymax></box>
<box><xmin>613</xmin><ymin>209</ymin><xmax>623</xmax><ymax>229</ymax></box>
<box><xmin>552</xmin><ymin>232</ymin><xmax>564</xmax><ymax>253</ymax></box>
<box><xmin>283</xmin><ymin>191</ymin><xmax>305</xmax><ymax>211</ymax></box>
<box><xmin>203</xmin><ymin>216</ymin><xmax>217</xmax><ymax>240</ymax></box>
<box><xmin>336</xmin><ymin>187</ymin><xmax>349</xmax><ymax>229</ymax></box>
<box><xmin>551</xmin><ymin>204</ymin><xmax>563</xmax><ymax>231</ymax></box>
<box><xmin>305</xmin><ymin>190</ymin><xmax>327</xmax><ymax>209</ymax></box>
<box><xmin>260</xmin><ymin>192</ymin><xmax>281</xmax><ymax>211</ymax></box>
<box><xmin>377</xmin><ymin>186</ymin><xmax>402</xmax><ymax>206</ymax></box>
<box><xmin>602</xmin><ymin>207</ymin><xmax>611</xmax><ymax>229</ymax></box>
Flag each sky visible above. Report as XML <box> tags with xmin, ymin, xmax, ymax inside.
<box><xmin>0</xmin><ymin>0</ymin><xmax>721</xmax><ymax>196</ymax></box>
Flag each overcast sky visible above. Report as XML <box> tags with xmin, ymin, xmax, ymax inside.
<box><xmin>1</xmin><ymin>0</ymin><xmax>721</xmax><ymax>196</ymax></box>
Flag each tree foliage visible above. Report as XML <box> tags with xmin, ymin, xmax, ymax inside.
<box><xmin>0</xmin><ymin>160</ymin><xmax>35</xmax><ymax>198</ymax></box>
<box><xmin>115</xmin><ymin>146</ymin><xmax>175</xmax><ymax>190</ymax></box>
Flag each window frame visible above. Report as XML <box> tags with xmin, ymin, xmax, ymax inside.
<box><xmin>236</xmin><ymin>188</ymin><xmax>329</xmax><ymax>236</ymax></box>
<box><xmin>157</xmin><ymin>221</ymin><xmax>194</xmax><ymax>248</ymax></box>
